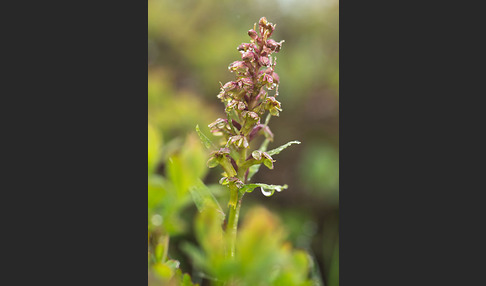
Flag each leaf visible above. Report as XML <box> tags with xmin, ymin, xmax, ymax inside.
<box><xmin>240</xmin><ymin>183</ymin><xmax>288</xmax><ymax>197</ymax></box>
<box><xmin>263</xmin><ymin>158</ymin><xmax>274</xmax><ymax>169</ymax></box>
<box><xmin>182</xmin><ymin>273</ymin><xmax>197</xmax><ymax>286</ymax></box>
<box><xmin>154</xmin><ymin>235</ymin><xmax>169</xmax><ymax>263</ymax></box>
<box><xmin>180</xmin><ymin>242</ymin><xmax>206</xmax><ymax>269</ymax></box>
<box><xmin>189</xmin><ymin>180</ymin><xmax>225</xmax><ymax>220</ymax></box>
<box><xmin>148</xmin><ymin>124</ymin><xmax>162</xmax><ymax>176</ymax></box>
<box><xmin>195</xmin><ymin>124</ymin><xmax>214</xmax><ymax>149</ymax></box>
<box><xmin>152</xmin><ymin>263</ymin><xmax>173</xmax><ymax>280</ymax></box>
<box><xmin>266</xmin><ymin>140</ymin><xmax>301</xmax><ymax>156</ymax></box>
<box><xmin>165</xmin><ymin>259</ymin><xmax>181</xmax><ymax>271</ymax></box>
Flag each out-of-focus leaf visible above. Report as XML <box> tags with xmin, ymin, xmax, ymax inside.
<box><xmin>266</xmin><ymin>140</ymin><xmax>301</xmax><ymax>156</ymax></box>
<box><xmin>189</xmin><ymin>179</ymin><xmax>225</xmax><ymax>220</ymax></box>
<box><xmin>299</xmin><ymin>143</ymin><xmax>339</xmax><ymax>206</ymax></box>
<box><xmin>155</xmin><ymin>243</ymin><xmax>164</xmax><ymax>263</ymax></box>
<box><xmin>147</xmin><ymin>176</ymin><xmax>167</xmax><ymax>224</ymax></box>
<box><xmin>167</xmin><ymin>134</ymin><xmax>207</xmax><ymax>198</ymax></box>
<box><xmin>328</xmin><ymin>241</ymin><xmax>339</xmax><ymax>286</ymax></box>
<box><xmin>182</xmin><ymin>273</ymin><xmax>198</xmax><ymax>286</ymax></box>
<box><xmin>148</xmin><ymin>124</ymin><xmax>162</xmax><ymax>176</ymax></box>
<box><xmin>196</xmin><ymin>124</ymin><xmax>214</xmax><ymax>149</ymax></box>
<box><xmin>154</xmin><ymin>235</ymin><xmax>169</xmax><ymax>263</ymax></box>
<box><xmin>153</xmin><ymin>263</ymin><xmax>173</xmax><ymax>280</ymax></box>
<box><xmin>241</xmin><ymin>183</ymin><xmax>288</xmax><ymax>197</ymax></box>
<box><xmin>165</xmin><ymin>259</ymin><xmax>180</xmax><ymax>271</ymax></box>
<box><xmin>195</xmin><ymin>207</ymin><xmax>225</xmax><ymax>257</ymax></box>
<box><xmin>180</xmin><ymin>242</ymin><xmax>206</xmax><ymax>270</ymax></box>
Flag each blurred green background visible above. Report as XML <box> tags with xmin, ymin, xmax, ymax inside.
<box><xmin>148</xmin><ymin>0</ymin><xmax>338</xmax><ymax>284</ymax></box>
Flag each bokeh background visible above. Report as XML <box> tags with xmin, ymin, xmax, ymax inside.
<box><xmin>148</xmin><ymin>0</ymin><xmax>338</xmax><ymax>284</ymax></box>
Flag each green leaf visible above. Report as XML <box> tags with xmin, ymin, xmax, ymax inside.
<box><xmin>180</xmin><ymin>242</ymin><xmax>206</xmax><ymax>269</ymax></box>
<box><xmin>154</xmin><ymin>235</ymin><xmax>169</xmax><ymax>263</ymax></box>
<box><xmin>182</xmin><ymin>273</ymin><xmax>196</xmax><ymax>286</ymax></box>
<box><xmin>263</xmin><ymin>158</ymin><xmax>274</xmax><ymax>169</ymax></box>
<box><xmin>155</xmin><ymin>242</ymin><xmax>164</xmax><ymax>263</ymax></box>
<box><xmin>165</xmin><ymin>259</ymin><xmax>181</xmax><ymax>271</ymax></box>
<box><xmin>189</xmin><ymin>180</ymin><xmax>225</xmax><ymax>220</ymax></box>
<box><xmin>266</xmin><ymin>140</ymin><xmax>301</xmax><ymax>156</ymax></box>
<box><xmin>195</xmin><ymin>124</ymin><xmax>214</xmax><ymax>149</ymax></box>
<box><xmin>240</xmin><ymin>183</ymin><xmax>288</xmax><ymax>197</ymax></box>
<box><xmin>206</xmin><ymin>156</ymin><xmax>220</xmax><ymax>168</ymax></box>
<box><xmin>148</xmin><ymin>124</ymin><xmax>162</xmax><ymax>176</ymax></box>
<box><xmin>153</xmin><ymin>263</ymin><xmax>173</xmax><ymax>280</ymax></box>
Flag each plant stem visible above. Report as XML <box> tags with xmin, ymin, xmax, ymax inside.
<box><xmin>226</xmin><ymin>188</ymin><xmax>243</xmax><ymax>259</ymax></box>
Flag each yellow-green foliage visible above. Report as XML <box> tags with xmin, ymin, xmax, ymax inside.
<box><xmin>184</xmin><ymin>206</ymin><xmax>313</xmax><ymax>286</ymax></box>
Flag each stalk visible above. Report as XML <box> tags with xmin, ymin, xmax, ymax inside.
<box><xmin>226</xmin><ymin>188</ymin><xmax>243</xmax><ymax>259</ymax></box>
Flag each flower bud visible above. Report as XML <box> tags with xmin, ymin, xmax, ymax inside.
<box><xmin>246</xmin><ymin>111</ymin><xmax>260</xmax><ymax>122</ymax></box>
<box><xmin>208</xmin><ymin>118</ymin><xmax>227</xmax><ymax>130</ymax></box>
<box><xmin>222</xmin><ymin>81</ymin><xmax>238</xmax><ymax>91</ymax></box>
<box><xmin>236</xmin><ymin>136</ymin><xmax>249</xmax><ymax>148</ymax></box>
<box><xmin>248</xmin><ymin>29</ymin><xmax>258</xmax><ymax>40</ymax></box>
<box><xmin>225</xmin><ymin>99</ymin><xmax>238</xmax><ymax>112</ymax></box>
<box><xmin>227</xmin><ymin>177</ymin><xmax>245</xmax><ymax>189</ymax></box>
<box><xmin>240</xmin><ymin>77</ymin><xmax>253</xmax><ymax>86</ymax></box>
<box><xmin>259</xmin><ymin>56</ymin><xmax>270</xmax><ymax>66</ymax></box>
<box><xmin>252</xmin><ymin>150</ymin><xmax>262</xmax><ymax>161</ymax></box>
<box><xmin>238</xmin><ymin>101</ymin><xmax>246</xmax><ymax>111</ymax></box>
<box><xmin>241</xmin><ymin>51</ymin><xmax>257</xmax><ymax>62</ymax></box>
<box><xmin>265</xmin><ymin>97</ymin><xmax>282</xmax><ymax>116</ymax></box>
<box><xmin>207</xmin><ymin>148</ymin><xmax>231</xmax><ymax>168</ymax></box>
<box><xmin>259</xmin><ymin>17</ymin><xmax>275</xmax><ymax>38</ymax></box>
<box><xmin>228</xmin><ymin>61</ymin><xmax>249</xmax><ymax>75</ymax></box>
<box><xmin>271</xmin><ymin>72</ymin><xmax>279</xmax><ymax>84</ymax></box>
<box><xmin>238</xmin><ymin>43</ymin><xmax>258</xmax><ymax>52</ymax></box>
<box><xmin>237</xmin><ymin>43</ymin><xmax>249</xmax><ymax>51</ymax></box>
<box><xmin>266</xmin><ymin>39</ymin><xmax>283</xmax><ymax>53</ymax></box>
<box><xmin>259</xmin><ymin>73</ymin><xmax>273</xmax><ymax>88</ymax></box>
<box><xmin>258</xmin><ymin>17</ymin><xmax>268</xmax><ymax>28</ymax></box>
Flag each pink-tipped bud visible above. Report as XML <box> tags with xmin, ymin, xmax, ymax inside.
<box><xmin>259</xmin><ymin>17</ymin><xmax>268</xmax><ymax>28</ymax></box>
<box><xmin>259</xmin><ymin>56</ymin><xmax>270</xmax><ymax>66</ymax></box>
<box><xmin>223</xmin><ymin>81</ymin><xmax>238</xmax><ymax>91</ymax></box>
<box><xmin>228</xmin><ymin>61</ymin><xmax>249</xmax><ymax>75</ymax></box>
<box><xmin>240</xmin><ymin>77</ymin><xmax>253</xmax><ymax>86</ymax></box>
<box><xmin>266</xmin><ymin>39</ymin><xmax>282</xmax><ymax>52</ymax></box>
<box><xmin>248</xmin><ymin>29</ymin><xmax>258</xmax><ymax>40</ymax></box>
<box><xmin>271</xmin><ymin>72</ymin><xmax>279</xmax><ymax>84</ymax></box>
<box><xmin>237</xmin><ymin>43</ymin><xmax>257</xmax><ymax>52</ymax></box>
<box><xmin>237</xmin><ymin>43</ymin><xmax>249</xmax><ymax>51</ymax></box>
<box><xmin>241</xmin><ymin>51</ymin><xmax>257</xmax><ymax>62</ymax></box>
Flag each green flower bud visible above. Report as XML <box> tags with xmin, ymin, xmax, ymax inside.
<box><xmin>252</xmin><ymin>150</ymin><xmax>262</xmax><ymax>161</ymax></box>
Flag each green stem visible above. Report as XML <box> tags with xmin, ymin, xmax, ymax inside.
<box><xmin>226</xmin><ymin>187</ymin><xmax>243</xmax><ymax>259</ymax></box>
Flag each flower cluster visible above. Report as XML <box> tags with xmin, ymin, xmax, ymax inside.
<box><xmin>207</xmin><ymin>17</ymin><xmax>285</xmax><ymax>188</ymax></box>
